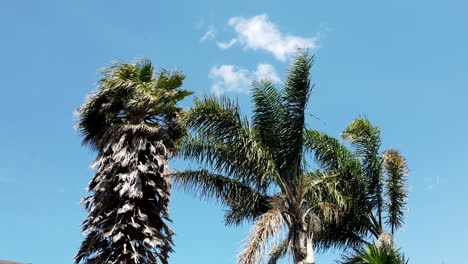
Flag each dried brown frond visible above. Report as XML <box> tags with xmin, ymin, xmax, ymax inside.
<box><xmin>237</xmin><ymin>209</ymin><xmax>285</xmax><ymax>264</ymax></box>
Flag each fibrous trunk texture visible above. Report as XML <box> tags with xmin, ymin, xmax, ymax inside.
<box><xmin>76</xmin><ymin>130</ymin><xmax>174</xmax><ymax>264</ymax></box>
<box><xmin>377</xmin><ymin>231</ymin><xmax>394</xmax><ymax>251</ymax></box>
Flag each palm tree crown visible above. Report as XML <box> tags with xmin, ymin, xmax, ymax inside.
<box><xmin>75</xmin><ymin>59</ymin><xmax>192</xmax><ymax>264</ymax></box>
<box><xmin>338</xmin><ymin>118</ymin><xmax>410</xmax><ymax>263</ymax></box>
<box><xmin>174</xmin><ymin>50</ymin><xmax>365</xmax><ymax>264</ymax></box>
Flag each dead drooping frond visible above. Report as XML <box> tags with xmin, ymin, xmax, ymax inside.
<box><xmin>382</xmin><ymin>149</ymin><xmax>409</xmax><ymax>234</ymax></box>
<box><xmin>75</xmin><ymin>60</ymin><xmax>192</xmax><ymax>264</ymax></box>
<box><xmin>237</xmin><ymin>209</ymin><xmax>286</xmax><ymax>264</ymax></box>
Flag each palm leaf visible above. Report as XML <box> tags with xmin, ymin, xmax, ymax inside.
<box><xmin>342</xmin><ymin>117</ymin><xmax>384</xmax><ymax>226</ymax></box>
<box><xmin>237</xmin><ymin>209</ymin><xmax>286</xmax><ymax>264</ymax></box>
<box><xmin>266</xmin><ymin>238</ymin><xmax>290</xmax><ymax>264</ymax></box>
<box><xmin>186</xmin><ymin>95</ymin><xmax>278</xmax><ymax>191</ymax></box>
<box><xmin>382</xmin><ymin>149</ymin><xmax>409</xmax><ymax>234</ymax></box>
<box><xmin>171</xmin><ymin>170</ymin><xmax>270</xmax><ymax>224</ymax></box>
<box><xmin>278</xmin><ymin>49</ymin><xmax>314</xmax><ymax>180</ymax></box>
<box><xmin>251</xmin><ymin>80</ymin><xmax>284</xmax><ymax>154</ymax></box>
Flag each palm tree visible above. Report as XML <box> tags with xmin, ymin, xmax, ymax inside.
<box><xmin>75</xmin><ymin>59</ymin><xmax>193</xmax><ymax>264</ymax></box>
<box><xmin>173</xmin><ymin>50</ymin><xmax>365</xmax><ymax>264</ymax></box>
<box><xmin>338</xmin><ymin>118</ymin><xmax>409</xmax><ymax>262</ymax></box>
<box><xmin>343</xmin><ymin>243</ymin><xmax>408</xmax><ymax>264</ymax></box>
<box><xmin>341</xmin><ymin>118</ymin><xmax>409</xmax><ymax>244</ymax></box>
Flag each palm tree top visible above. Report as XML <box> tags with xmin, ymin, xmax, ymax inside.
<box><xmin>77</xmin><ymin>59</ymin><xmax>193</xmax><ymax>150</ymax></box>
<box><xmin>175</xmin><ymin>50</ymin><xmax>368</xmax><ymax>264</ymax></box>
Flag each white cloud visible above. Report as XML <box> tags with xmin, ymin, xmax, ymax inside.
<box><xmin>200</xmin><ymin>25</ymin><xmax>216</xmax><ymax>42</ymax></box>
<box><xmin>226</xmin><ymin>14</ymin><xmax>318</xmax><ymax>61</ymax></box>
<box><xmin>217</xmin><ymin>38</ymin><xmax>238</xmax><ymax>49</ymax></box>
<box><xmin>209</xmin><ymin>64</ymin><xmax>280</xmax><ymax>94</ymax></box>
<box><xmin>255</xmin><ymin>64</ymin><xmax>281</xmax><ymax>83</ymax></box>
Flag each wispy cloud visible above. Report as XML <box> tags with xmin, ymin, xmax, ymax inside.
<box><xmin>200</xmin><ymin>25</ymin><xmax>216</xmax><ymax>42</ymax></box>
<box><xmin>217</xmin><ymin>39</ymin><xmax>237</xmax><ymax>49</ymax></box>
<box><xmin>221</xmin><ymin>14</ymin><xmax>318</xmax><ymax>61</ymax></box>
<box><xmin>209</xmin><ymin>64</ymin><xmax>281</xmax><ymax>94</ymax></box>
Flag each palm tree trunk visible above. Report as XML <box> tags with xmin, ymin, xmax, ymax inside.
<box><xmin>291</xmin><ymin>223</ymin><xmax>315</xmax><ymax>264</ymax></box>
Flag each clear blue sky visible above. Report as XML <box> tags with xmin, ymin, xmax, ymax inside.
<box><xmin>1</xmin><ymin>0</ymin><xmax>467</xmax><ymax>263</ymax></box>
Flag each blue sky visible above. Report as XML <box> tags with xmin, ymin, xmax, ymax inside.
<box><xmin>1</xmin><ymin>0</ymin><xmax>467</xmax><ymax>263</ymax></box>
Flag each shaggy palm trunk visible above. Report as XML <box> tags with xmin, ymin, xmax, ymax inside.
<box><xmin>291</xmin><ymin>222</ymin><xmax>315</xmax><ymax>264</ymax></box>
<box><xmin>76</xmin><ymin>127</ymin><xmax>174</xmax><ymax>264</ymax></box>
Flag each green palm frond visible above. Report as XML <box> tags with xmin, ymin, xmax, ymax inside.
<box><xmin>340</xmin><ymin>243</ymin><xmax>408</xmax><ymax>264</ymax></box>
<box><xmin>304</xmin><ymin>129</ymin><xmax>361</xmax><ymax>174</ymax></box>
<box><xmin>382</xmin><ymin>149</ymin><xmax>409</xmax><ymax>234</ymax></box>
<box><xmin>178</xmin><ymin>134</ymin><xmax>277</xmax><ymax>192</ymax></box>
<box><xmin>342</xmin><ymin>117</ymin><xmax>384</xmax><ymax>226</ymax></box>
<box><xmin>171</xmin><ymin>170</ymin><xmax>270</xmax><ymax>224</ymax></box>
<box><xmin>186</xmin><ymin>95</ymin><xmax>278</xmax><ymax>191</ymax></box>
<box><xmin>304</xmin><ymin>129</ymin><xmax>373</xmax><ymax>250</ymax></box>
<box><xmin>279</xmin><ymin>50</ymin><xmax>314</xmax><ymax>179</ymax></box>
<box><xmin>251</xmin><ymin>80</ymin><xmax>283</xmax><ymax>153</ymax></box>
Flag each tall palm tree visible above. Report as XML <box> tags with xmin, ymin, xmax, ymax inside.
<box><xmin>173</xmin><ymin>51</ymin><xmax>366</xmax><ymax>264</ymax></box>
<box><xmin>341</xmin><ymin>118</ymin><xmax>409</xmax><ymax>249</ymax></box>
<box><xmin>75</xmin><ymin>59</ymin><xmax>193</xmax><ymax>264</ymax></box>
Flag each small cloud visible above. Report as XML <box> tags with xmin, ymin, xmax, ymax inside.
<box><xmin>200</xmin><ymin>25</ymin><xmax>216</xmax><ymax>42</ymax></box>
<box><xmin>255</xmin><ymin>64</ymin><xmax>281</xmax><ymax>83</ymax></box>
<box><xmin>209</xmin><ymin>64</ymin><xmax>280</xmax><ymax>94</ymax></box>
<box><xmin>226</xmin><ymin>14</ymin><xmax>318</xmax><ymax>61</ymax></box>
<box><xmin>58</xmin><ymin>187</ymin><xmax>65</xmax><ymax>193</ymax></box>
<box><xmin>217</xmin><ymin>38</ymin><xmax>238</xmax><ymax>49</ymax></box>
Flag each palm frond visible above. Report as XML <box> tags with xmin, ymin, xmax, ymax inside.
<box><xmin>267</xmin><ymin>238</ymin><xmax>290</xmax><ymax>264</ymax></box>
<box><xmin>382</xmin><ymin>149</ymin><xmax>409</xmax><ymax>234</ymax></box>
<box><xmin>251</xmin><ymin>80</ymin><xmax>284</xmax><ymax>153</ymax></box>
<box><xmin>76</xmin><ymin>59</ymin><xmax>192</xmax><ymax>151</ymax></box>
<box><xmin>340</xmin><ymin>243</ymin><xmax>408</xmax><ymax>264</ymax></box>
<box><xmin>304</xmin><ymin>130</ymin><xmax>373</xmax><ymax>250</ymax></box>
<box><xmin>304</xmin><ymin>129</ymin><xmax>362</xmax><ymax>178</ymax></box>
<box><xmin>342</xmin><ymin>117</ymin><xmax>384</xmax><ymax>225</ymax></box>
<box><xmin>278</xmin><ymin>50</ymin><xmax>314</xmax><ymax>179</ymax></box>
<box><xmin>171</xmin><ymin>170</ymin><xmax>270</xmax><ymax>224</ymax></box>
<box><xmin>237</xmin><ymin>209</ymin><xmax>286</xmax><ymax>264</ymax></box>
<box><xmin>186</xmin><ymin>95</ymin><xmax>278</xmax><ymax>191</ymax></box>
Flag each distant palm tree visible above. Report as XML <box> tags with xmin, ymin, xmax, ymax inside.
<box><xmin>174</xmin><ymin>50</ymin><xmax>365</xmax><ymax>264</ymax></box>
<box><xmin>75</xmin><ymin>59</ymin><xmax>193</xmax><ymax>264</ymax></box>
<box><xmin>337</xmin><ymin>118</ymin><xmax>409</xmax><ymax>263</ymax></box>
<box><xmin>341</xmin><ymin>118</ymin><xmax>409</xmax><ymax>246</ymax></box>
